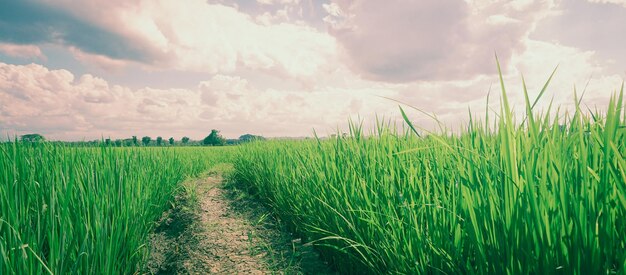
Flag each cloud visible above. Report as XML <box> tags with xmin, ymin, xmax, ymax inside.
<box><xmin>323</xmin><ymin>0</ymin><xmax>556</xmax><ymax>82</ymax></box>
<box><xmin>0</xmin><ymin>43</ymin><xmax>45</xmax><ymax>59</ymax></box>
<box><xmin>586</xmin><ymin>0</ymin><xmax>626</xmax><ymax>7</ymax></box>
<box><xmin>0</xmin><ymin>62</ymin><xmax>193</xmax><ymax>139</ymax></box>
<box><xmin>0</xmin><ymin>62</ymin><xmax>395</xmax><ymax>140</ymax></box>
<box><xmin>1</xmin><ymin>36</ymin><xmax>622</xmax><ymax>141</ymax></box>
<box><xmin>1</xmin><ymin>1</ymin><xmax>623</xmax><ymax>141</ymax></box>
<box><xmin>509</xmin><ymin>39</ymin><xmax>624</xmax><ymax>109</ymax></box>
<box><xmin>256</xmin><ymin>0</ymin><xmax>300</xmax><ymax>5</ymax></box>
<box><xmin>0</xmin><ymin>0</ymin><xmax>151</xmax><ymax>62</ymax></box>
<box><xmin>531</xmin><ymin>0</ymin><xmax>626</xmax><ymax>74</ymax></box>
<box><xmin>133</xmin><ymin>0</ymin><xmax>337</xmax><ymax>78</ymax></box>
<box><xmin>69</xmin><ymin>47</ymin><xmax>129</xmax><ymax>71</ymax></box>
<box><xmin>9</xmin><ymin>0</ymin><xmax>338</xmax><ymax>79</ymax></box>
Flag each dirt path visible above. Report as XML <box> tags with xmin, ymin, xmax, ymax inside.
<box><xmin>146</xmin><ymin>174</ymin><xmax>335</xmax><ymax>274</ymax></box>
<box><xmin>185</xmin><ymin>176</ymin><xmax>267</xmax><ymax>273</ymax></box>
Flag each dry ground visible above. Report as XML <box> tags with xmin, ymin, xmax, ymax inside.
<box><xmin>146</xmin><ymin>173</ymin><xmax>335</xmax><ymax>274</ymax></box>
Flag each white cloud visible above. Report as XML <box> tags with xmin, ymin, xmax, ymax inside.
<box><xmin>323</xmin><ymin>2</ymin><xmax>343</xmax><ymax>17</ymax></box>
<box><xmin>531</xmin><ymin>0</ymin><xmax>626</xmax><ymax>75</ymax></box>
<box><xmin>324</xmin><ymin>0</ymin><xmax>557</xmax><ymax>82</ymax></box>
<box><xmin>0</xmin><ymin>62</ymin><xmax>197</xmax><ymax>139</ymax></box>
<box><xmin>256</xmin><ymin>0</ymin><xmax>300</xmax><ymax>5</ymax></box>
<box><xmin>0</xmin><ymin>62</ymin><xmax>397</xmax><ymax>140</ymax></box>
<box><xmin>1</xmin><ymin>36</ymin><xmax>623</xmax><ymax>141</ymax></box>
<box><xmin>587</xmin><ymin>0</ymin><xmax>626</xmax><ymax>7</ymax></box>
<box><xmin>486</xmin><ymin>14</ymin><xmax>521</xmax><ymax>25</ymax></box>
<box><xmin>0</xmin><ymin>43</ymin><xmax>46</xmax><ymax>60</ymax></box>
<box><xmin>374</xmin><ymin>38</ymin><xmax>624</xmax><ymax>133</ymax></box>
<box><xmin>41</xmin><ymin>0</ymin><xmax>338</xmax><ymax>80</ymax></box>
<box><xmin>509</xmin><ymin>39</ymin><xmax>624</xmax><ymax>109</ymax></box>
<box><xmin>1</xmin><ymin>0</ymin><xmax>624</xmax><ymax>141</ymax></box>
<box><xmin>69</xmin><ymin>47</ymin><xmax>129</xmax><ymax>71</ymax></box>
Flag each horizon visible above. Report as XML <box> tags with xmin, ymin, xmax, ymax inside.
<box><xmin>1</xmin><ymin>0</ymin><xmax>625</xmax><ymax>141</ymax></box>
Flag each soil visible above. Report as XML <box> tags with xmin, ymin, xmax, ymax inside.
<box><xmin>145</xmin><ymin>174</ymin><xmax>336</xmax><ymax>274</ymax></box>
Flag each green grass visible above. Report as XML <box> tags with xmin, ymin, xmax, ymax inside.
<box><xmin>0</xmin><ymin>144</ymin><xmax>233</xmax><ymax>274</ymax></box>
<box><xmin>232</xmin><ymin>80</ymin><xmax>626</xmax><ymax>274</ymax></box>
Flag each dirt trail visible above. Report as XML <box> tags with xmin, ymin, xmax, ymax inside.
<box><xmin>186</xmin><ymin>176</ymin><xmax>266</xmax><ymax>273</ymax></box>
<box><xmin>146</xmin><ymin>174</ymin><xmax>335</xmax><ymax>274</ymax></box>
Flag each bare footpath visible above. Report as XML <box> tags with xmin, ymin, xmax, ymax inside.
<box><xmin>145</xmin><ymin>172</ymin><xmax>336</xmax><ymax>274</ymax></box>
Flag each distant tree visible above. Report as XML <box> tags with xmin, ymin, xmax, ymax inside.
<box><xmin>239</xmin><ymin>134</ymin><xmax>265</xmax><ymax>143</ymax></box>
<box><xmin>169</xmin><ymin>137</ymin><xmax>174</xmax><ymax>145</ymax></box>
<box><xmin>156</xmin><ymin>136</ymin><xmax>163</xmax><ymax>146</ymax></box>
<box><xmin>203</xmin><ymin>129</ymin><xmax>225</xmax><ymax>146</ymax></box>
<box><xmin>21</xmin><ymin>133</ymin><xmax>45</xmax><ymax>142</ymax></box>
<box><xmin>105</xmin><ymin>138</ymin><xmax>112</xmax><ymax>146</ymax></box>
<box><xmin>226</xmin><ymin>139</ymin><xmax>238</xmax><ymax>145</ymax></box>
<box><xmin>132</xmin><ymin>136</ymin><xmax>138</xmax><ymax>146</ymax></box>
<box><xmin>142</xmin><ymin>136</ymin><xmax>151</xmax><ymax>146</ymax></box>
<box><xmin>182</xmin><ymin>136</ymin><xmax>190</xmax><ymax>144</ymax></box>
<box><xmin>123</xmin><ymin>139</ymin><xmax>134</xmax><ymax>147</ymax></box>
<box><xmin>114</xmin><ymin>139</ymin><xmax>122</xmax><ymax>147</ymax></box>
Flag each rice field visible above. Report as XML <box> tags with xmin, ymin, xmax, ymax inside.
<box><xmin>0</xmin><ymin>144</ymin><xmax>232</xmax><ymax>274</ymax></box>
<box><xmin>1</xmin><ymin>80</ymin><xmax>625</xmax><ymax>274</ymax></box>
<box><xmin>232</xmin><ymin>86</ymin><xmax>626</xmax><ymax>274</ymax></box>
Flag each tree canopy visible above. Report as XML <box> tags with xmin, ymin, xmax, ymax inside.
<box><xmin>239</xmin><ymin>134</ymin><xmax>265</xmax><ymax>143</ymax></box>
<box><xmin>141</xmin><ymin>136</ymin><xmax>151</xmax><ymax>146</ymax></box>
<box><xmin>20</xmin><ymin>133</ymin><xmax>45</xmax><ymax>142</ymax></box>
<box><xmin>203</xmin><ymin>130</ymin><xmax>225</xmax><ymax>146</ymax></box>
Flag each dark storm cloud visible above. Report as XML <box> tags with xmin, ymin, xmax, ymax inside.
<box><xmin>0</xmin><ymin>0</ymin><xmax>150</xmax><ymax>62</ymax></box>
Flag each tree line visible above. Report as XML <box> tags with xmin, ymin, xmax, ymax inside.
<box><xmin>16</xmin><ymin>130</ymin><xmax>266</xmax><ymax>147</ymax></box>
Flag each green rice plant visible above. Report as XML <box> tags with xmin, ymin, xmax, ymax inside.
<box><xmin>0</xmin><ymin>144</ymin><xmax>233</xmax><ymax>274</ymax></box>
<box><xmin>232</xmin><ymin>76</ymin><xmax>626</xmax><ymax>274</ymax></box>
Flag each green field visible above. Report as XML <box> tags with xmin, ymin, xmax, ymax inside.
<box><xmin>232</xmin><ymin>89</ymin><xmax>626</xmax><ymax>274</ymax></box>
<box><xmin>0</xmin><ymin>145</ymin><xmax>233</xmax><ymax>274</ymax></box>
<box><xmin>1</xmin><ymin>87</ymin><xmax>625</xmax><ymax>274</ymax></box>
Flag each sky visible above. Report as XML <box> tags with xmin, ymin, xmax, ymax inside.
<box><xmin>0</xmin><ymin>0</ymin><xmax>624</xmax><ymax>140</ymax></box>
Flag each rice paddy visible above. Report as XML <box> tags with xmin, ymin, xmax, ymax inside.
<box><xmin>0</xmin><ymin>144</ymin><xmax>232</xmax><ymax>274</ymax></box>
<box><xmin>1</xmin><ymin>78</ymin><xmax>625</xmax><ymax>274</ymax></box>
<box><xmin>232</xmin><ymin>83</ymin><xmax>626</xmax><ymax>274</ymax></box>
